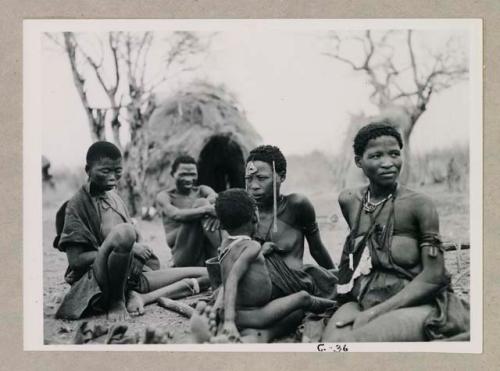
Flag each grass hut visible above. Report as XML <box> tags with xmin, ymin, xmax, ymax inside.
<box><xmin>122</xmin><ymin>81</ymin><xmax>261</xmax><ymax>214</ymax></box>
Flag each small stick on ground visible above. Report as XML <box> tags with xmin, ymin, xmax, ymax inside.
<box><xmin>158</xmin><ymin>297</ymin><xmax>195</xmax><ymax>318</ymax></box>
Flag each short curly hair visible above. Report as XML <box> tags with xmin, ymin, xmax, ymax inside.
<box><xmin>86</xmin><ymin>141</ymin><xmax>122</xmax><ymax>166</ymax></box>
<box><xmin>215</xmin><ymin>188</ymin><xmax>256</xmax><ymax>231</ymax></box>
<box><xmin>353</xmin><ymin>121</ymin><xmax>403</xmax><ymax>156</ymax></box>
<box><xmin>171</xmin><ymin>154</ymin><xmax>197</xmax><ymax>175</ymax></box>
<box><xmin>246</xmin><ymin>145</ymin><xmax>287</xmax><ymax>176</ymax></box>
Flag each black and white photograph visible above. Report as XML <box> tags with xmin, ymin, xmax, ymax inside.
<box><xmin>24</xmin><ymin>19</ymin><xmax>482</xmax><ymax>351</ymax></box>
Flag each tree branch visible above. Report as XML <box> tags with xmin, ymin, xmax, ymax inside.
<box><xmin>109</xmin><ymin>32</ymin><xmax>121</xmax><ymax>96</ymax></box>
<box><xmin>407</xmin><ymin>30</ymin><xmax>421</xmax><ymax>91</ymax></box>
<box><xmin>322</xmin><ymin>52</ymin><xmax>365</xmax><ymax>70</ymax></box>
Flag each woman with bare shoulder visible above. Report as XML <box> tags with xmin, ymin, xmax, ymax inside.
<box><xmin>322</xmin><ymin>122</ymin><xmax>470</xmax><ymax>342</ymax></box>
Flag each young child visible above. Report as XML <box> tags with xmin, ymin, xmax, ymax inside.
<box><xmin>190</xmin><ymin>189</ymin><xmax>336</xmax><ymax>343</ymax></box>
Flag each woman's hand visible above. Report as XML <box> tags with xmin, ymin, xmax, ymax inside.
<box><xmin>351</xmin><ymin>310</ymin><xmax>378</xmax><ymax>329</ymax></box>
<box><xmin>335</xmin><ymin>309</ymin><xmax>378</xmax><ymax>329</ymax></box>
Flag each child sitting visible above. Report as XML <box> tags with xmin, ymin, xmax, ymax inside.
<box><xmin>190</xmin><ymin>189</ymin><xmax>336</xmax><ymax>343</ymax></box>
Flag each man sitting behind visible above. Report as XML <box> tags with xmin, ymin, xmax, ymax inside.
<box><xmin>156</xmin><ymin>155</ymin><xmax>222</xmax><ymax>267</ymax></box>
<box><xmin>190</xmin><ymin>189</ymin><xmax>336</xmax><ymax>343</ymax></box>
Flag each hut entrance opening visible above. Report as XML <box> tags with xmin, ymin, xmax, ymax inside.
<box><xmin>197</xmin><ymin>135</ymin><xmax>245</xmax><ymax>192</ymax></box>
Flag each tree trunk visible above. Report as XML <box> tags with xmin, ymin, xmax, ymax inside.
<box><xmin>120</xmin><ymin>103</ymin><xmax>155</xmax><ymax>215</ymax></box>
<box><xmin>110</xmin><ymin>110</ymin><xmax>122</xmax><ymax>150</ymax></box>
<box><xmin>400</xmin><ymin>137</ymin><xmax>411</xmax><ymax>185</ymax></box>
<box><xmin>399</xmin><ymin>118</ymin><xmax>416</xmax><ymax>185</ymax></box>
<box><xmin>64</xmin><ymin>32</ymin><xmax>106</xmax><ymax>143</ymax></box>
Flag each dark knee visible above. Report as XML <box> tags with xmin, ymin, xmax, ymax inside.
<box><xmin>109</xmin><ymin>223</ymin><xmax>136</xmax><ymax>252</ymax></box>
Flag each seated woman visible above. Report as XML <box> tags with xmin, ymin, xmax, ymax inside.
<box><xmin>322</xmin><ymin>122</ymin><xmax>470</xmax><ymax>342</ymax></box>
<box><xmin>54</xmin><ymin>141</ymin><xmax>209</xmax><ymax>321</ymax></box>
<box><xmin>245</xmin><ymin>145</ymin><xmax>337</xmax><ymax>299</ymax></box>
<box><xmin>229</xmin><ymin>145</ymin><xmax>338</xmax><ymax>342</ymax></box>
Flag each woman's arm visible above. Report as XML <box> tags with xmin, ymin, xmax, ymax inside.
<box><xmin>306</xmin><ymin>232</ymin><xmax>336</xmax><ymax>270</ymax></box>
<box><xmin>293</xmin><ymin>194</ymin><xmax>335</xmax><ymax>269</ymax></box>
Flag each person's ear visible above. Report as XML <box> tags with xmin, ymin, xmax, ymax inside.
<box><xmin>278</xmin><ymin>171</ymin><xmax>286</xmax><ymax>183</ymax></box>
<box><xmin>85</xmin><ymin>164</ymin><xmax>90</xmax><ymax>174</ymax></box>
<box><xmin>354</xmin><ymin>155</ymin><xmax>362</xmax><ymax>169</ymax></box>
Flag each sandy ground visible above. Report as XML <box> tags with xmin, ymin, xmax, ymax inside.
<box><xmin>42</xmin><ymin>182</ymin><xmax>470</xmax><ymax>345</ymax></box>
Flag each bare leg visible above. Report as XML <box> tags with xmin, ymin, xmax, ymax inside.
<box><xmin>322</xmin><ymin>302</ymin><xmax>434</xmax><ymax>342</ymax></box>
<box><xmin>144</xmin><ymin>267</ymin><xmax>208</xmax><ymax>291</ymax></box>
<box><xmin>240</xmin><ymin>310</ymin><xmax>304</xmax><ymax>343</ymax></box>
<box><xmin>127</xmin><ymin>276</ymin><xmax>210</xmax><ymax>315</ymax></box>
<box><xmin>202</xmin><ymin>227</ymin><xmax>222</xmax><ymax>259</ymax></box>
<box><xmin>167</xmin><ymin>198</ymin><xmax>222</xmax><ymax>266</ymax></box>
<box><xmin>190</xmin><ymin>293</ymin><xmax>308</xmax><ymax>344</ymax></box>
<box><xmin>92</xmin><ymin>223</ymin><xmax>136</xmax><ymax>321</ymax></box>
<box><xmin>236</xmin><ymin>291</ymin><xmax>335</xmax><ymax>329</ymax></box>
<box><xmin>127</xmin><ymin>267</ymin><xmax>208</xmax><ymax>314</ymax></box>
<box><xmin>170</xmin><ymin>221</ymin><xmax>206</xmax><ymax>267</ymax></box>
<box><xmin>194</xmin><ymin>197</ymin><xmax>222</xmax><ymax>257</ymax></box>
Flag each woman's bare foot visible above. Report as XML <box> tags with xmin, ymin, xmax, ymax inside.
<box><xmin>127</xmin><ymin>291</ymin><xmax>145</xmax><ymax>316</ymax></box>
<box><xmin>190</xmin><ymin>301</ymin><xmax>218</xmax><ymax>343</ymax></box>
<box><xmin>107</xmin><ymin>300</ymin><xmax>130</xmax><ymax>321</ymax></box>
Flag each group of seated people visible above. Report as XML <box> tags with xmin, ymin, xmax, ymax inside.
<box><xmin>53</xmin><ymin>121</ymin><xmax>470</xmax><ymax>343</ymax></box>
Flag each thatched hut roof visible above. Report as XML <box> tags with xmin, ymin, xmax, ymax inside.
<box><xmin>128</xmin><ymin>81</ymin><xmax>261</xmax><ymax>209</ymax></box>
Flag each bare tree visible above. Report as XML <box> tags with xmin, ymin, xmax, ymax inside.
<box><xmin>118</xmin><ymin>31</ymin><xmax>209</xmax><ymax>214</ymax></box>
<box><xmin>324</xmin><ymin>30</ymin><xmax>468</xmax><ymax>182</ymax></box>
<box><xmin>45</xmin><ymin>30</ymin><xmax>210</xmax><ymax>213</ymax></box>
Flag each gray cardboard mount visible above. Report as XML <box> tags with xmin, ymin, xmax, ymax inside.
<box><xmin>3</xmin><ymin>0</ymin><xmax>498</xmax><ymax>370</ymax></box>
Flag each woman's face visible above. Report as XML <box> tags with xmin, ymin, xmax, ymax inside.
<box><xmin>87</xmin><ymin>157</ymin><xmax>123</xmax><ymax>192</ymax></box>
<box><xmin>245</xmin><ymin>160</ymin><xmax>284</xmax><ymax>207</ymax></box>
<box><xmin>355</xmin><ymin>135</ymin><xmax>402</xmax><ymax>188</ymax></box>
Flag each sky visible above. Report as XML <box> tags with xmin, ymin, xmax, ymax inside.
<box><xmin>41</xmin><ymin>27</ymin><xmax>472</xmax><ymax>170</ymax></box>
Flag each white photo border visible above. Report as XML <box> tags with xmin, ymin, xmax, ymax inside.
<box><xmin>24</xmin><ymin>18</ymin><xmax>483</xmax><ymax>352</ymax></box>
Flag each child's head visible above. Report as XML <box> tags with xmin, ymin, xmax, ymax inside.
<box><xmin>215</xmin><ymin>189</ymin><xmax>258</xmax><ymax>234</ymax></box>
<box><xmin>85</xmin><ymin>141</ymin><xmax>123</xmax><ymax>191</ymax></box>
<box><xmin>353</xmin><ymin>121</ymin><xmax>403</xmax><ymax>157</ymax></box>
